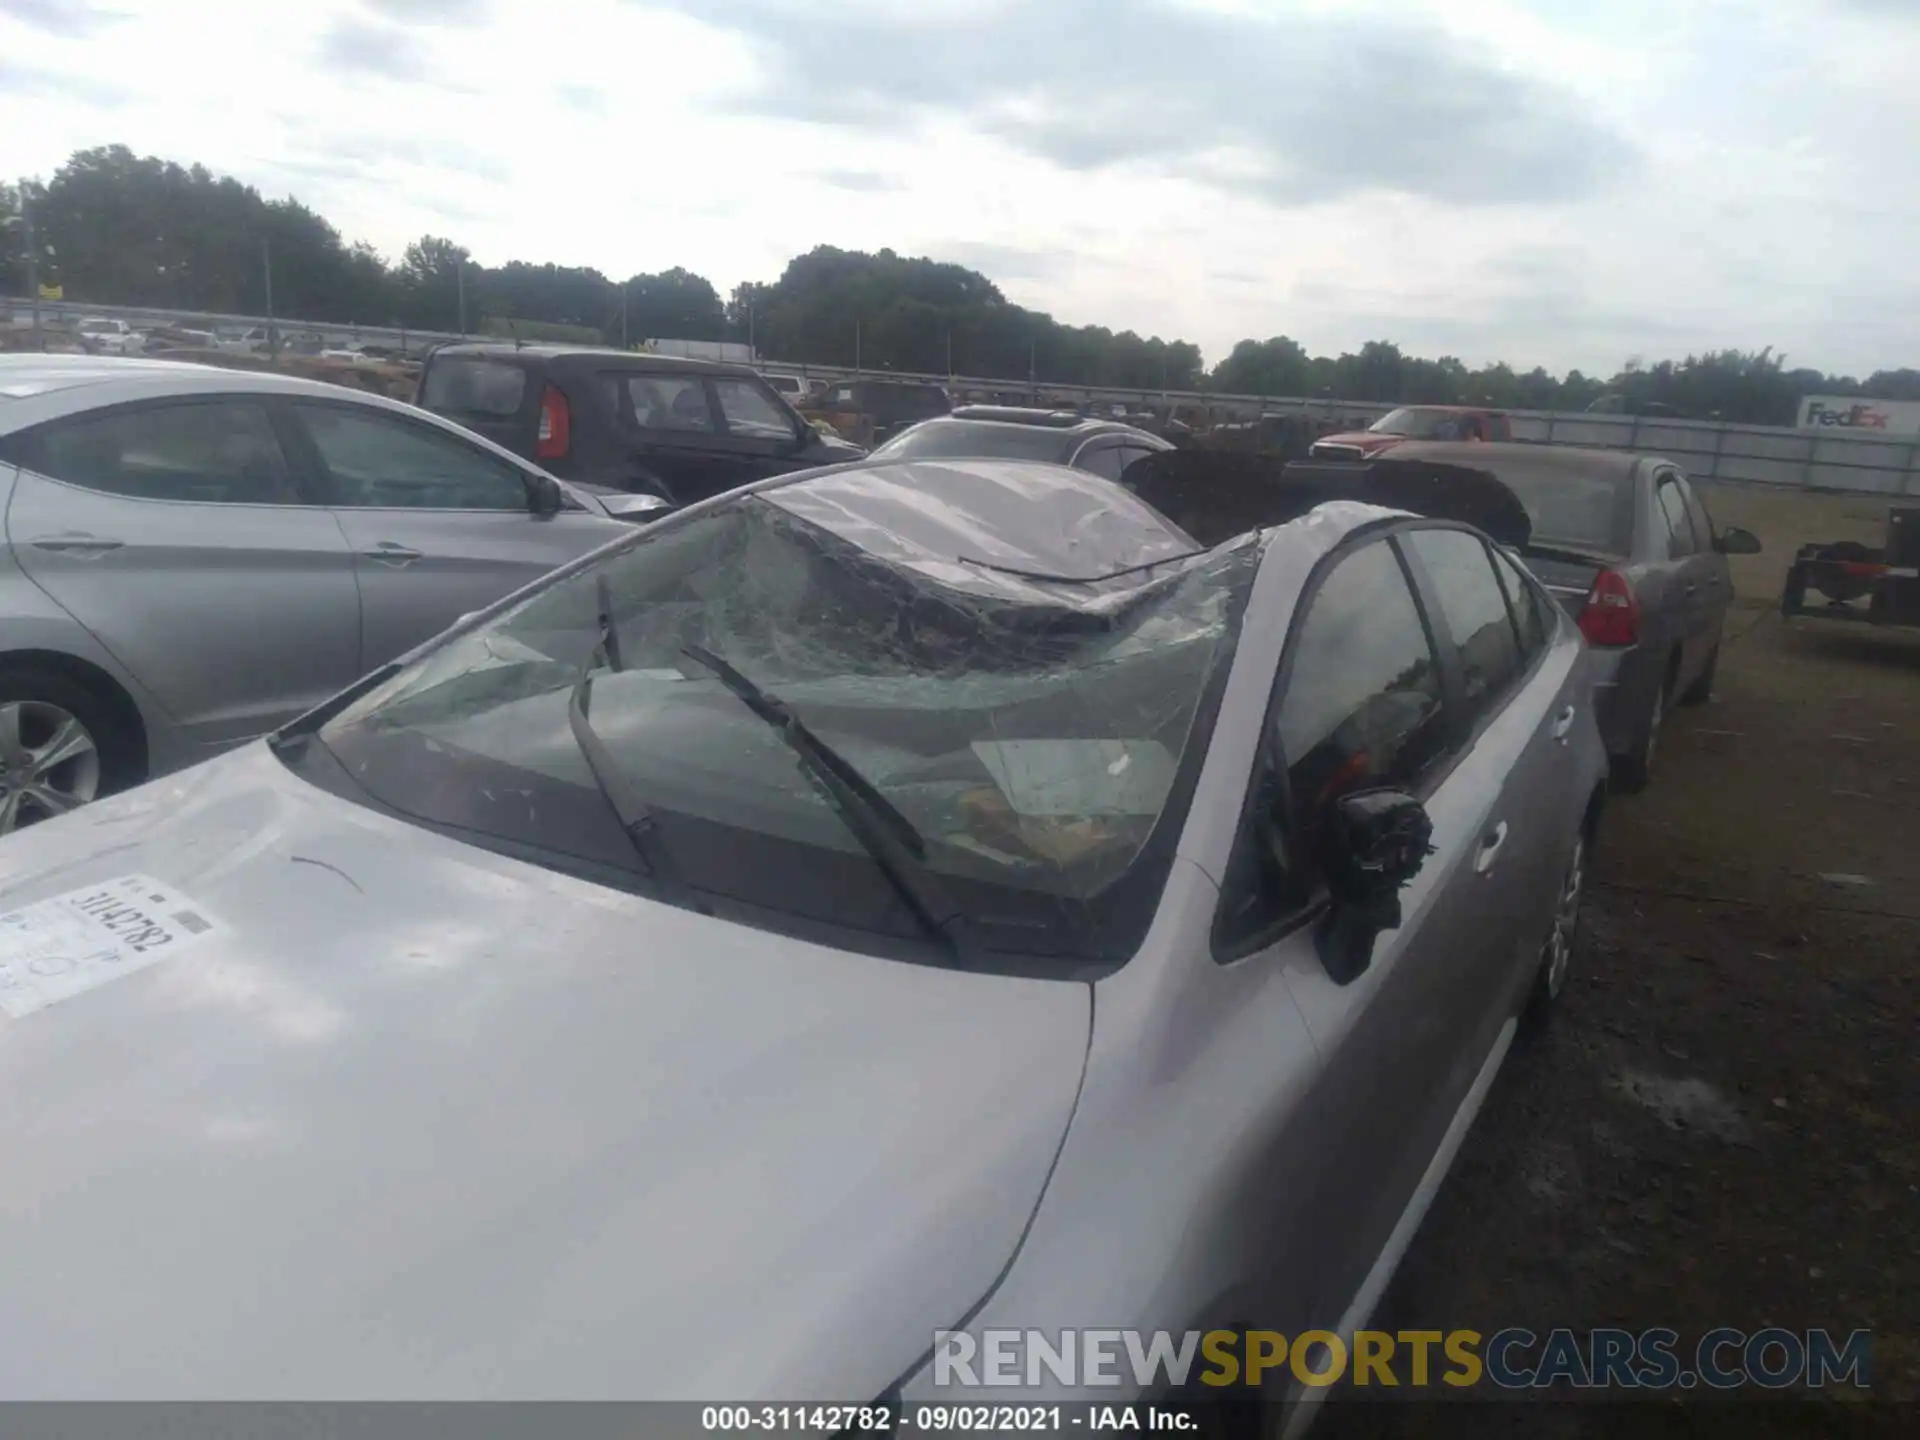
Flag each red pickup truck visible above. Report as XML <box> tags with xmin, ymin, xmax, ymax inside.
<box><xmin>1308</xmin><ymin>405</ymin><xmax>1513</xmax><ymax>459</ymax></box>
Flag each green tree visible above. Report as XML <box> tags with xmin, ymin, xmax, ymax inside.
<box><xmin>397</xmin><ymin>235</ymin><xmax>472</xmax><ymax>331</ymax></box>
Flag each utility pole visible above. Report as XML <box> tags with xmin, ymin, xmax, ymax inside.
<box><xmin>1028</xmin><ymin>335</ymin><xmax>1037</xmax><ymax>392</ymax></box>
<box><xmin>855</xmin><ymin>319</ymin><xmax>862</xmax><ymax>376</ymax></box>
<box><xmin>748</xmin><ymin>303</ymin><xmax>755</xmax><ymax>360</ymax></box>
<box><xmin>22</xmin><ymin>186</ymin><xmax>42</xmax><ymax>352</ymax></box>
<box><xmin>945</xmin><ymin>330</ymin><xmax>952</xmax><ymax>377</ymax></box>
<box><xmin>620</xmin><ymin>283</ymin><xmax>628</xmax><ymax>348</ymax></box>
<box><xmin>456</xmin><ymin>258</ymin><xmax>467</xmax><ymax>336</ymax></box>
<box><xmin>261</xmin><ymin>237</ymin><xmax>277</xmax><ymax>359</ymax></box>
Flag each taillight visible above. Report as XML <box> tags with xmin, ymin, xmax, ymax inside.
<box><xmin>1578</xmin><ymin>568</ymin><xmax>1640</xmax><ymax>647</ymax></box>
<box><xmin>536</xmin><ymin>384</ymin><xmax>571</xmax><ymax>460</ymax></box>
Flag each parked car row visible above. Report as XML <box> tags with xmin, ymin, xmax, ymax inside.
<box><xmin>0</xmin><ymin>354</ymin><xmax>674</xmax><ymax>833</ymax></box>
<box><xmin>0</xmin><ymin>427</ymin><xmax>1609</xmax><ymax>1412</ymax></box>
<box><xmin>0</xmin><ymin>348</ymin><xmax>1757</xmax><ymax>1415</ymax></box>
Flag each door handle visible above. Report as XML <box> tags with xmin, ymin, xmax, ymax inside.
<box><xmin>361</xmin><ymin>542</ymin><xmax>424</xmax><ymax>566</ymax></box>
<box><xmin>28</xmin><ymin>533</ymin><xmax>124</xmax><ymax>555</ymax></box>
<box><xmin>1684</xmin><ymin>581</ymin><xmax>1699</xmax><ymax>596</ymax></box>
<box><xmin>1474</xmin><ymin>822</ymin><xmax>1509</xmax><ymax>876</ymax></box>
<box><xmin>1551</xmin><ymin>704</ymin><xmax>1576</xmax><ymax>742</ymax></box>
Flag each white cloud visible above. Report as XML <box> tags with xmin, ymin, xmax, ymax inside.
<box><xmin>2</xmin><ymin>0</ymin><xmax>1917</xmax><ymax>377</ymax></box>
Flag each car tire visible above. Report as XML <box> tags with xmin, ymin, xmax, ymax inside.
<box><xmin>1525</xmin><ymin>833</ymin><xmax>1587</xmax><ymax>1025</ymax></box>
<box><xmin>0</xmin><ymin>664</ymin><xmax>143</xmax><ymax>836</ymax></box>
<box><xmin>1610</xmin><ymin>675</ymin><xmax>1666</xmax><ymax>794</ymax></box>
<box><xmin>1680</xmin><ymin>644</ymin><xmax>1719</xmax><ymax>706</ymax></box>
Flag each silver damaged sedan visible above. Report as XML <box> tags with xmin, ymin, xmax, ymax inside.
<box><xmin>0</xmin><ymin>454</ymin><xmax>1607</xmax><ymax>1411</ymax></box>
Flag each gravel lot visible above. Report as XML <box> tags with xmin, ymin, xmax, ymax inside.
<box><xmin>1312</xmin><ymin>482</ymin><xmax>1919</xmax><ymax>1435</ymax></box>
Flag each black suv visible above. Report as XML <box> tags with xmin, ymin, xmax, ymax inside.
<box><xmin>415</xmin><ymin>344</ymin><xmax>865</xmax><ymax>506</ymax></box>
<box><xmin>868</xmin><ymin>406</ymin><xmax>1173</xmax><ymax>481</ymax></box>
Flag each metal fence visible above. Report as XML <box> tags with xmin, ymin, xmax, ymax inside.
<box><xmin>7</xmin><ymin>298</ymin><xmax>1917</xmax><ymax>498</ymax></box>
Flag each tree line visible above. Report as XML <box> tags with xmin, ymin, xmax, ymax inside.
<box><xmin>6</xmin><ymin>145</ymin><xmax>1918</xmax><ymax>426</ymax></box>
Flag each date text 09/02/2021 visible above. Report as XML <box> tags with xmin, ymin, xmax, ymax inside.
<box><xmin>701</xmin><ymin>1406</ymin><xmax>1197</xmax><ymax>1432</ymax></box>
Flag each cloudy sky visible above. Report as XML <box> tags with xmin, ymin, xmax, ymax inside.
<box><xmin>3</xmin><ymin>0</ymin><xmax>1916</xmax><ymax>377</ymax></box>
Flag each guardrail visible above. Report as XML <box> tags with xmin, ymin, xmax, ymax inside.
<box><xmin>6</xmin><ymin>298</ymin><xmax>1916</xmax><ymax>498</ymax></box>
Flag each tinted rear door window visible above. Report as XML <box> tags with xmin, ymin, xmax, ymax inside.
<box><xmin>421</xmin><ymin>358</ymin><xmax>528</xmax><ymax>419</ymax></box>
<box><xmin>1402</xmin><ymin>527</ymin><xmax>1524</xmax><ymax>731</ymax></box>
<box><xmin>1655</xmin><ymin>477</ymin><xmax>1698</xmax><ymax>557</ymax></box>
<box><xmin>1490</xmin><ymin>545</ymin><xmax>1555</xmax><ymax>662</ymax></box>
<box><xmin>607</xmin><ymin>374</ymin><xmax>719</xmax><ymax>434</ymax></box>
<box><xmin>21</xmin><ymin>400</ymin><xmax>301</xmax><ymax>505</ymax></box>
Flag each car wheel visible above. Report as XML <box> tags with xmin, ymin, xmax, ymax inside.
<box><xmin>1526</xmin><ymin>834</ymin><xmax>1586</xmax><ymax>1022</ymax></box>
<box><xmin>1680</xmin><ymin>643</ymin><xmax>1719</xmax><ymax>706</ymax></box>
<box><xmin>0</xmin><ymin>666</ymin><xmax>140</xmax><ymax>835</ymax></box>
<box><xmin>1611</xmin><ymin>679</ymin><xmax>1664</xmax><ymax>794</ymax></box>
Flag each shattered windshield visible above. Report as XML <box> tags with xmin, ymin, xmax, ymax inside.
<box><xmin>305</xmin><ymin>476</ymin><xmax>1257</xmax><ymax>966</ymax></box>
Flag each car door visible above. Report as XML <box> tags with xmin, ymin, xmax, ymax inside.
<box><xmin>1483</xmin><ymin>538</ymin><xmax>1591</xmax><ymax>998</ymax></box>
<box><xmin>595</xmin><ymin>370</ymin><xmax>743</xmax><ymax>505</ymax></box>
<box><xmin>0</xmin><ymin>395</ymin><xmax>361</xmax><ymax>748</ymax></box>
<box><xmin>1652</xmin><ymin>469</ymin><xmax>1713</xmax><ymax>687</ymax></box>
<box><xmin>1210</xmin><ymin>529</ymin><xmax>1528</xmax><ymax>1336</ymax></box>
<box><xmin>1673</xmin><ymin>472</ymin><xmax>1733</xmax><ymax>646</ymax></box>
<box><xmin>284</xmin><ymin>398</ymin><xmax>622</xmax><ymax>668</ymax></box>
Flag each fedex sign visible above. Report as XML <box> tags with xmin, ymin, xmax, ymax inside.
<box><xmin>1798</xmin><ymin>396</ymin><xmax>1920</xmax><ymax>439</ymax></box>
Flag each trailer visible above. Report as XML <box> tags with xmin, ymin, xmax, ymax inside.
<box><xmin>1781</xmin><ymin>506</ymin><xmax>1920</xmax><ymax>629</ymax></box>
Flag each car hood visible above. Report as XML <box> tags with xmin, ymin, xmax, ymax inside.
<box><xmin>1312</xmin><ymin>430</ymin><xmax>1402</xmax><ymax>452</ymax></box>
<box><xmin>0</xmin><ymin>748</ymin><xmax>1091</xmax><ymax>1400</ymax></box>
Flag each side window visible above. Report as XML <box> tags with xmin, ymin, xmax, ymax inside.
<box><xmin>711</xmin><ymin>377</ymin><xmax>796</xmax><ymax>440</ymax></box>
<box><xmin>1655</xmin><ymin>478</ymin><xmax>1698</xmax><ymax>557</ymax></box>
<box><xmin>1489</xmin><ymin>545</ymin><xmax>1556</xmax><ymax>662</ymax></box>
<box><xmin>297</xmin><ymin>405</ymin><xmax>529</xmax><ymax>511</ymax></box>
<box><xmin>1217</xmin><ymin>539</ymin><xmax>1450</xmax><ymax>950</ymax></box>
<box><xmin>1074</xmin><ymin>442</ymin><xmax>1127</xmax><ymax>481</ymax></box>
<box><xmin>1402</xmin><ymin>527</ymin><xmax>1525</xmax><ymax>730</ymax></box>
<box><xmin>19</xmin><ymin>400</ymin><xmax>299</xmax><ymax>505</ymax></box>
<box><xmin>1490</xmin><ymin>415</ymin><xmax>1513</xmax><ymax>441</ymax></box>
<box><xmin>1673</xmin><ymin>473</ymin><xmax>1716</xmax><ymax>545</ymax></box>
<box><xmin>619</xmin><ymin>375</ymin><xmax>717</xmax><ymax>434</ymax></box>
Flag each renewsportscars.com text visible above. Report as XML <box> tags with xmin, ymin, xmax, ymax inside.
<box><xmin>931</xmin><ymin>1327</ymin><xmax>1872</xmax><ymax>1392</ymax></box>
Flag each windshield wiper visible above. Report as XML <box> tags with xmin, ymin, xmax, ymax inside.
<box><xmin>679</xmin><ymin>642</ymin><xmax>982</xmax><ymax>968</ymax></box>
<box><xmin>567</xmin><ymin>575</ymin><xmax>710</xmax><ymax>915</ymax></box>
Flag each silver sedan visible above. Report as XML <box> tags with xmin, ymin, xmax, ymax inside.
<box><xmin>0</xmin><ymin>455</ymin><xmax>1605</xmax><ymax>1412</ymax></box>
<box><xmin>0</xmin><ymin>355</ymin><xmax>664</xmax><ymax>833</ymax></box>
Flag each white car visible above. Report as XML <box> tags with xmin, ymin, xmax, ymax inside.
<box><xmin>760</xmin><ymin>370</ymin><xmax>809</xmax><ymax>406</ymax></box>
<box><xmin>73</xmin><ymin>317</ymin><xmax>144</xmax><ymax>355</ymax></box>
<box><xmin>0</xmin><ymin>452</ymin><xmax>1605</xmax><ymax>1413</ymax></box>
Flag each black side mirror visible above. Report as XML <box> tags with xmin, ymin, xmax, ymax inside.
<box><xmin>1315</xmin><ymin>787</ymin><xmax>1435</xmax><ymax>982</ymax></box>
<box><xmin>1716</xmin><ymin>526</ymin><xmax>1762</xmax><ymax>555</ymax></box>
<box><xmin>527</xmin><ymin>473</ymin><xmax>565</xmax><ymax>518</ymax></box>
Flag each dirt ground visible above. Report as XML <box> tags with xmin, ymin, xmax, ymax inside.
<box><xmin>1313</xmin><ymin>481</ymin><xmax>1920</xmax><ymax>1436</ymax></box>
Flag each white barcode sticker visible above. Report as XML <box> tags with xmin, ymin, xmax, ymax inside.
<box><xmin>0</xmin><ymin>874</ymin><xmax>225</xmax><ymax>1020</ymax></box>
